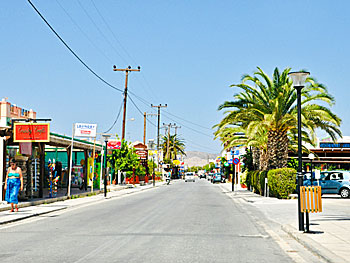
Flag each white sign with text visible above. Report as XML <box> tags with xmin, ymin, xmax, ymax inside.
<box><xmin>74</xmin><ymin>123</ymin><xmax>97</xmax><ymax>137</ymax></box>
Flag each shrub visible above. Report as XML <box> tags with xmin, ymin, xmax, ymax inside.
<box><xmin>246</xmin><ymin>171</ymin><xmax>252</xmax><ymax>190</ymax></box>
<box><xmin>268</xmin><ymin>168</ymin><xmax>296</xmax><ymax>199</ymax></box>
<box><xmin>249</xmin><ymin>171</ymin><xmax>260</xmax><ymax>194</ymax></box>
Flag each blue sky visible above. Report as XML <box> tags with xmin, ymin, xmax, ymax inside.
<box><xmin>1</xmin><ymin>1</ymin><xmax>350</xmax><ymax>153</ymax></box>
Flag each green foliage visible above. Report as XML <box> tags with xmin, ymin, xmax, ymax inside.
<box><xmin>108</xmin><ymin>140</ymin><xmax>145</xmax><ymax>178</ymax></box>
<box><xmin>268</xmin><ymin>168</ymin><xmax>297</xmax><ymax>199</ymax></box>
<box><xmin>203</xmin><ymin>162</ymin><xmax>215</xmax><ymax>172</ymax></box>
<box><xmin>287</xmin><ymin>158</ymin><xmax>298</xmax><ymax>170</ymax></box>
<box><xmin>245</xmin><ymin>170</ymin><xmax>267</xmax><ymax>195</ymax></box>
<box><xmin>242</xmin><ymin>148</ymin><xmax>253</xmax><ymax>172</ymax></box>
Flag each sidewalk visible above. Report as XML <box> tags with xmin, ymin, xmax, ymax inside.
<box><xmin>220</xmin><ymin>183</ymin><xmax>350</xmax><ymax>263</ymax></box>
<box><xmin>0</xmin><ymin>181</ymin><xmax>166</xmax><ymax>225</ymax></box>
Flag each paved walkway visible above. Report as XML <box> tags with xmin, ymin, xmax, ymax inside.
<box><xmin>219</xmin><ymin>183</ymin><xmax>350</xmax><ymax>263</ymax></box>
<box><xmin>0</xmin><ymin>181</ymin><xmax>166</xmax><ymax>225</ymax></box>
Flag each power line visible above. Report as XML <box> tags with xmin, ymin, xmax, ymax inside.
<box><xmin>128</xmin><ymin>95</ymin><xmax>157</xmax><ymax>128</ymax></box>
<box><xmin>77</xmin><ymin>0</ymin><xmax>128</xmax><ymax>65</ymax></box>
<box><xmin>55</xmin><ymin>0</ymin><xmax>113</xmax><ymax>64</ymax></box>
<box><xmin>104</xmin><ymin>100</ymin><xmax>123</xmax><ymax>133</ymax></box>
<box><xmin>27</xmin><ymin>0</ymin><xmax>124</xmax><ymax>93</ymax></box>
<box><xmin>163</xmin><ymin>109</ymin><xmax>212</xmax><ymax>131</ymax></box>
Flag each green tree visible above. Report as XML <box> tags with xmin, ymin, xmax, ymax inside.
<box><xmin>215</xmin><ymin>67</ymin><xmax>341</xmax><ymax>170</ymax></box>
<box><xmin>108</xmin><ymin>140</ymin><xmax>145</xmax><ymax>178</ymax></box>
<box><xmin>161</xmin><ymin>134</ymin><xmax>186</xmax><ymax>160</ymax></box>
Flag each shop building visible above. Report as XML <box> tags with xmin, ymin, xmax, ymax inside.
<box><xmin>1</xmin><ymin>98</ymin><xmax>102</xmax><ymax>202</ymax></box>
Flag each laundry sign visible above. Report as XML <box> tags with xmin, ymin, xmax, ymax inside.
<box><xmin>74</xmin><ymin>123</ymin><xmax>97</xmax><ymax>137</ymax></box>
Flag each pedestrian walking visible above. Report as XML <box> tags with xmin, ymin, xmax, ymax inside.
<box><xmin>4</xmin><ymin>159</ymin><xmax>23</xmax><ymax>212</ymax></box>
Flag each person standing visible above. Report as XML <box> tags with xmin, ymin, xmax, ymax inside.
<box><xmin>4</xmin><ymin>159</ymin><xmax>23</xmax><ymax>212</ymax></box>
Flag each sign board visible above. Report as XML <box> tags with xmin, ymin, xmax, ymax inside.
<box><xmin>14</xmin><ymin>123</ymin><xmax>50</xmax><ymax>142</ymax></box>
<box><xmin>224</xmin><ymin>162</ymin><xmax>229</xmax><ymax>167</ymax></box>
<box><xmin>315</xmin><ymin>169</ymin><xmax>321</xmax><ymax>180</ymax></box>
<box><xmin>107</xmin><ymin>141</ymin><xmax>121</xmax><ymax>149</ymax></box>
<box><xmin>228</xmin><ymin>158</ymin><xmax>233</xmax><ymax>164</ymax></box>
<box><xmin>233</xmin><ymin>158</ymin><xmax>240</xmax><ymax>165</ymax></box>
<box><xmin>173</xmin><ymin>160</ymin><xmax>180</xmax><ymax>165</ymax></box>
<box><xmin>135</xmin><ymin>150</ymin><xmax>148</xmax><ymax>160</ymax></box>
<box><xmin>319</xmin><ymin>142</ymin><xmax>350</xmax><ymax>148</ymax></box>
<box><xmin>74</xmin><ymin>123</ymin><xmax>97</xmax><ymax>137</ymax></box>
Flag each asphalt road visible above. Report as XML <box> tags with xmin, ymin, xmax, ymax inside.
<box><xmin>0</xmin><ymin>179</ymin><xmax>318</xmax><ymax>263</ymax></box>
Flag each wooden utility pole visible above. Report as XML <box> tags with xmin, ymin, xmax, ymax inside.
<box><xmin>151</xmin><ymin>104</ymin><xmax>167</xmax><ymax>151</ymax></box>
<box><xmin>113</xmin><ymin>65</ymin><xmax>140</xmax><ymax>141</ymax></box>
<box><xmin>143</xmin><ymin>112</ymin><xmax>157</xmax><ymax>145</ymax></box>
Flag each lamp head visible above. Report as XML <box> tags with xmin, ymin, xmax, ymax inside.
<box><xmin>113</xmin><ymin>65</ymin><xmax>116</xmax><ymax>69</ymax></box>
<box><xmin>308</xmin><ymin>153</ymin><xmax>315</xmax><ymax>160</ymax></box>
<box><xmin>288</xmin><ymin>71</ymin><xmax>310</xmax><ymax>87</ymax></box>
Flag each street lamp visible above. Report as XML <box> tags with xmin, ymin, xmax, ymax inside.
<box><xmin>101</xmin><ymin>134</ymin><xmax>112</xmax><ymax>197</ymax></box>
<box><xmin>308</xmin><ymin>153</ymin><xmax>315</xmax><ymax>185</ymax></box>
<box><xmin>289</xmin><ymin>71</ymin><xmax>310</xmax><ymax>231</ymax></box>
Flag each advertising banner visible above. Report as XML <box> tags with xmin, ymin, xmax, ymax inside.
<box><xmin>107</xmin><ymin>141</ymin><xmax>121</xmax><ymax>149</ymax></box>
<box><xmin>14</xmin><ymin>123</ymin><xmax>50</xmax><ymax>142</ymax></box>
<box><xmin>74</xmin><ymin>123</ymin><xmax>97</xmax><ymax>137</ymax></box>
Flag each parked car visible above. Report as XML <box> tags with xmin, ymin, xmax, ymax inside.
<box><xmin>212</xmin><ymin>173</ymin><xmax>222</xmax><ymax>183</ymax></box>
<box><xmin>185</xmin><ymin>172</ymin><xmax>195</xmax><ymax>182</ymax></box>
<box><xmin>199</xmin><ymin>173</ymin><xmax>206</xmax><ymax>179</ymax></box>
<box><xmin>207</xmin><ymin>173</ymin><xmax>214</xmax><ymax>181</ymax></box>
<box><xmin>303</xmin><ymin>171</ymin><xmax>350</xmax><ymax>198</ymax></box>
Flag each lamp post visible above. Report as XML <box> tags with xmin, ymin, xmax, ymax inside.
<box><xmin>288</xmin><ymin>71</ymin><xmax>310</xmax><ymax>231</ymax></box>
<box><xmin>101</xmin><ymin>134</ymin><xmax>112</xmax><ymax>197</ymax></box>
<box><xmin>308</xmin><ymin>153</ymin><xmax>315</xmax><ymax>185</ymax></box>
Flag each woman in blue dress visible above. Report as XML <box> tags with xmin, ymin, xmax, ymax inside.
<box><xmin>4</xmin><ymin>159</ymin><xmax>23</xmax><ymax>212</ymax></box>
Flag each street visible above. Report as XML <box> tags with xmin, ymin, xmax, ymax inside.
<box><xmin>0</xmin><ymin>180</ymin><xmax>321</xmax><ymax>263</ymax></box>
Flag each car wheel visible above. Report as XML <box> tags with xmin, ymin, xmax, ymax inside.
<box><xmin>340</xmin><ymin>188</ymin><xmax>350</xmax><ymax>198</ymax></box>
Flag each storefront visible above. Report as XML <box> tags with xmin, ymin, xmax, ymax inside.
<box><xmin>1</xmin><ymin>130</ymin><xmax>103</xmax><ymax>201</ymax></box>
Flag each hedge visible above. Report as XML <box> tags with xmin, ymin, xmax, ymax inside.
<box><xmin>267</xmin><ymin>168</ymin><xmax>296</xmax><ymax>199</ymax></box>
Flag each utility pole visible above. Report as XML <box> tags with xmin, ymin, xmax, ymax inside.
<box><xmin>151</xmin><ymin>104</ymin><xmax>167</xmax><ymax>171</ymax></box>
<box><xmin>113</xmin><ymin>65</ymin><xmax>140</xmax><ymax>141</ymax></box>
<box><xmin>151</xmin><ymin>104</ymin><xmax>167</xmax><ymax>150</ymax></box>
<box><xmin>143</xmin><ymin>112</ymin><xmax>157</xmax><ymax>145</ymax></box>
<box><xmin>173</xmin><ymin>124</ymin><xmax>181</xmax><ymax>135</ymax></box>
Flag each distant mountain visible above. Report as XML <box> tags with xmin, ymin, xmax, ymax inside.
<box><xmin>183</xmin><ymin>151</ymin><xmax>219</xmax><ymax>167</ymax></box>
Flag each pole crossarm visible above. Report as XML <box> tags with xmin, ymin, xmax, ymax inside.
<box><xmin>113</xmin><ymin>65</ymin><xmax>140</xmax><ymax>141</ymax></box>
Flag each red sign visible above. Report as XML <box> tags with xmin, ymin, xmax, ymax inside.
<box><xmin>14</xmin><ymin>123</ymin><xmax>50</xmax><ymax>142</ymax></box>
<box><xmin>107</xmin><ymin>141</ymin><xmax>121</xmax><ymax>149</ymax></box>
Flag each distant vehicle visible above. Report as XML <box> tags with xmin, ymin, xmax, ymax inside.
<box><xmin>185</xmin><ymin>172</ymin><xmax>195</xmax><ymax>182</ymax></box>
<box><xmin>212</xmin><ymin>173</ymin><xmax>222</xmax><ymax>183</ymax></box>
<box><xmin>303</xmin><ymin>171</ymin><xmax>350</xmax><ymax>198</ymax></box>
<box><xmin>207</xmin><ymin>173</ymin><xmax>214</xmax><ymax>182</ymax></box>
<box><xmin>199</xmin><ymin>173</ymin><xmax>206</xmax><ymax>179</ymax></box>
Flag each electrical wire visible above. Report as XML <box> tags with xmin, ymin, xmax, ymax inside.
<box><xmin>55</xmin><ymin>0</ymin><xmax>113</xmax><ymax>64</ymax></box>
<box><xmin>163</xmin><ymin>110</ymin><xmax>212</xmax><ymax>131</ymax></box>
<box><xmin>77</xmin><ymin>0</ymin><xmax>128</xmax><ymax>65</ymax></box>
<box><xmin>104</xmin><ymin>101</ymin><xmax>123</xmax><ymax>133</ymax></box>
<box><xmin>27</xmin><ymin>0</ymin><xmax>124</xmax><ymax>93</ymax></box>
<box><xmin>28</xmin><ymin>0</ymin><xmax>216</xmax><ymax>149</ymax></box>
<box><xmin>128</xmin><ymin>95</ymin><xmax>157</xmax><ymax>128</ymax></box>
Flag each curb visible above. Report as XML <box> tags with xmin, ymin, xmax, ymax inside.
<box><xmin>0</xmin><ymin>182</ymin><xmax>166</xmax><ymax>225</ymax></box>
<box><xmin>281</xmin><ymin>224</ymin><xmax>346</xmax><ymax>263</ymax></box>
<box><xmin>0</xmin><ymin>207</ymin><xmax>68</xmax><ymax>225</ymax></box>
<box><xmin>0</xmin><ymin>186</ymin><xmax>129</xmax><ymax>212</ymax></box>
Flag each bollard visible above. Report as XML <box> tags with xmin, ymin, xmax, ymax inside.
<box><xmin>300</xmin><ymin>186</ymin><xmax>322</xmax><ymax>232</ymax></box>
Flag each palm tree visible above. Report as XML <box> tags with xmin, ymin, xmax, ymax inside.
<box><xmin>161</xmin><ymin>134</ymin><xmax>186</xmax><ymax>161</ymax></box>
<box><xmin>215</xmin><ymin>67</ymin><xmax>341</xmax><ymax>170</ymax></box>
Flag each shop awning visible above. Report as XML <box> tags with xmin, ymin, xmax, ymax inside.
<box><xmin>49</xmin><ymin>132</ymin><xmax>103</xmax><ymax>151</ymax></box>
